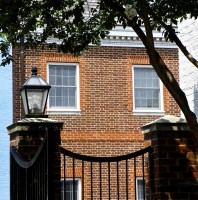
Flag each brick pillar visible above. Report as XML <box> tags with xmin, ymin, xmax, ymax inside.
<box><xmin>142</xmin><ymin>115</ymin><xmax>198</xmax><ymax>200</ymax></box>
<box><xmin>7</xmin><ymin>118</ymin><xmax>63</xmax><ymax>200</ymax></box>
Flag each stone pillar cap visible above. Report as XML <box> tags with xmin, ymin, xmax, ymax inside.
<box><xmin>18</xmin><ymin>118</ymin><xmax>61</xmax><ymax>123</ymax></box>
<box><xmin>7</xmin><ymin>118</ymin><xmax>63</xmax><ymax>135</ymax></box>
<box><xmin>146</xmin><ymin>115</ymin><xmax>186</xmax><ymax>124</ymax></box>
<box><xmin>141</xmin><ymin>115</ymin><xmax>188</xmax><ymax>134</ymax></box>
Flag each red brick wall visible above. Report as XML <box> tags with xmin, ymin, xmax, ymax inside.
<box><xmin>12</xmin><ymin>45</ymin><xmax>180</xmax><ymax>199</ymax></box>
<box><xmin>143</xmin><ymin>121</ymin><xmax>198</xmax><ymax>200</ymax></box>
<box><xmin>13</xmin><ymin>45</ymin><xmax>180</xmax><ymax>155</ymax></box>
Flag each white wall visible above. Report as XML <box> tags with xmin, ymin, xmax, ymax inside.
<box><xmin>0</xmin><ymin>61</ymin><xmax>12</xmax><ymax>199</ymax></box>
<box><xmin>179</xmin><ymin>18</ymin><xmax>198</xmax><ymax>117</ymax></box>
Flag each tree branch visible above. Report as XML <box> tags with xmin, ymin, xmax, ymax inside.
<box><xmin>127</xmin><ymin>16</ymin><xmax>198</xmax><ymax>143</ymax></box>
<box><xmin>138</xmin><ymin>0</ymin><xmax>155</xmax><ymax>50</ymax></box>
<box><xmin>146</xmin><ymin>4</ymin><xmax>198</xmax><ymax>69</ymax></box>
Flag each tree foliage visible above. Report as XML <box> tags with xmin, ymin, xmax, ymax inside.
<box><xmin>1</xmin><ymin>0</ymin><xmax>198</xmax><ymax>142</ymax></box>
<box><xmin>0</xmin><ymin>0</ymin><xmax>197</xmax><ymax>62</ymax></box>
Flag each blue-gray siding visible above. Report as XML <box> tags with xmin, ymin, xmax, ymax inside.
<box><xmin>0</xmin><ymin>60</ymin><xmax>12</xmax><ymax>200</ymax></box>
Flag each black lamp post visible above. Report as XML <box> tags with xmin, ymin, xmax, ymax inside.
<box><xmin>8</xmin><ymin>66</ymin><xmax>63</xmax><ymax>199</ymax></box>
<box><xmin>20</xmin><ymin>66</ymin><xmax>51</xmax><ymax>118</ymax></box>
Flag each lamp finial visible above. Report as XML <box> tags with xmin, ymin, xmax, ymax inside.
<box><xmin>31</xmin><ymin>66</ymin><xmax>37</xmax><ymax>75</ymax></box>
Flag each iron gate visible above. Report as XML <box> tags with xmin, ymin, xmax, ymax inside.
<box><xmin>60</xmin><ymin>146</ymin><xmax>153</xmax><ymax>200</ymax></box>
<box><xmin>10</xmin><ymin>131</ymin><xmax>153</xmax><ymax>200</ymax></box>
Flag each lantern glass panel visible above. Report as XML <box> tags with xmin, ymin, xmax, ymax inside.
<box><xmin>26</xmin><ymin>89</ymin><xmax>48</xmax><ymax>114</ymax></box>
<box><xmin>21</xmin><ymin>89</ymin><xmax>28</xmax><ymax>115</ymax></box>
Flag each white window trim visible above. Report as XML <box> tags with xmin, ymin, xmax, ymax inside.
<box><xmin>136</xmin><ymin>177</ymin><xmax>145</xmax><ymax>200</ymax></box>
<box><xmin>61</xmin><ymin>178</ymin><xmax>81</xmax><ymax>200</ymax></box>
<box><xmin>47</xmin><ymin>62</ymin><xmax>80</xmax><ymax>115</ymax></box>
<box><xmin>132</xmin><ymin>65</ymin><xmax>164</xmax><ymax>115</ymax></box>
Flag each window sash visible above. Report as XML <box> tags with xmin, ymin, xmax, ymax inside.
<box><xmin>133</xmin><ymin>66</ymin><xmax>162</xmax><ymax>111</ymax></box>
<box><xmin>136</xmin><ymin>178</ymin><xmax>145</xmax><ymax>200</ymax></box>
<box><xmin>135</xmin><ymin>88</ymin><xmax>160</xmax><ymax>109</ymax></box>
<box><xmin>61</xmin><ymin>179</ymin><xmax>80</xmax><ymax>200</ymax></box>
<box><xmin>47</xmin><ymin>63</ymin><xmax>79</xmax><ymax>110</ymax></box>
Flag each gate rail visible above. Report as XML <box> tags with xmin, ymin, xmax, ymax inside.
<box><xmin>60</xmin><ymin>146</ymin><xmax>153</xmax><ymax>200</ymax></box>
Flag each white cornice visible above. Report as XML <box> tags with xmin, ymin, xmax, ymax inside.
<box><xmin>37</xmin><ymin>25</ymin><xmax>177</xmax><ymax>49</ymax></box>
<box><xmin>100</xmin><ymin>26</ymin><xmax>177</xmax><ymax>48</ymax></box>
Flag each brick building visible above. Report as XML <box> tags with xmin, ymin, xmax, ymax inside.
<box><xmin>12</xmin><ymin>26</ymin><xmax>180</xmax><ymax>199</ymax></box>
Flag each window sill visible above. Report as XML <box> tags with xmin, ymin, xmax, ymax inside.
<box><xmin>133</xmin><ymin>110</ymin><xmax>165</xmax><ymax>116</ymax></box>
<box><xmin>47</xmin><ymin>109</ymin><xmax>81</xmax><ymax>115</ymax></box>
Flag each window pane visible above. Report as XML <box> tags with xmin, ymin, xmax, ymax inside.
<box><xmin>49</xmin><ymin>97</ymin><xmax>55</xmax><ymax>107</ymax></box>
<box><xmin>56</xmin><ymin>87</ymin><xmax>62</xmax><ymax>96</ymax></box>
<box><xmin>141</xmin><ymin>79</ymin><xmax>146</xmax><ymax>87</ymax></box>
<box><xmin>140</xmin><ymin>99</ymin><xmax>146</xmax><ymax>108</ymax></box>
<box><xmin>68</xmin><ymin>66</ymin><xmax>76</xmax><ymax>76</ymax></box>
<box><xmin>49</xmin><ymin>75</ymin><xmax>56</xmax><ymax>85</ymax></box>
<box><xmin>50</xmin><ymin>87</ymin><xmax>56</xmax><ymax>96</ymax></box>
<box><xmin>134</xmin><ymin>79</ymin><xmax>140</xmax><ymax>87</ymax></box>
<box><xmin>69</xmin><ymin>97</ymin><xmax>76</xmax><ymax>107</ymax></box>
<box><xmin>56</xmin><ymin>67</ymin><xmax>62</xmax><ymax>75</ymax></box>
<box><xmin>147</xmin><ymin>90</ymin><xmax>152</xmax><ymax>98</ymax></box>
<box><xmin>63</xmin><ymin>88</ymin><xmax>69</xmax><ymax>97</ymax></box>
<box><xmin>68</xmin><ymin>77</ymin><xmax>76</xmax><ymax>86</ymax></box>
<box><xmin>56</xmin><ymin>76</ymin><xmax>62</xmax><ymax>85</ymax></box>
<box><xmin>66</xmin><ymin>193</ymin><xmax>71</xmax><ymax>200</ymax></box>
<box><xmin>153</xmin><ymin>89</ymin><xmax>159</xmax><ymax>98</ymax></box>
<box><xmin>147</xmin><ymin>99</ymin><xmax>152</xmax><ymax>108</ymax></box>
<box><xmin>147</xmin><ymin>79</ymin><xmax>152</xmax><ymax>87</ymax></box>
<box><xmin>68</xmin><ymin>87</ymin><xmax>75</xmax><ymax>98</ymax></box>
<box><xmin>135</xmin><ymin>99</ymin><xmax>140</xmax><ymax>107</ymax></box>
<box><xmin>68</xmin><ymin>88</ymin><xmax>76</xmax><ymax>107</ymax></box>
<box><xmin>63</xmin><ymin>76</ymin><xmax>68</xmax><ymax>85</ymax></box>
<box><xmin>140</xmin><ymin>89</ymin><xmax>146</xmax><ymax>98</ymax></box>
<box><xmin>49</xmin><ymin>66</ymin><xmax>55</xmax><ymax>75</ymax></box>
<box><xmin>56</xmin><ymin>97</ymin><xmax>62</xmax><ymax>106</ymax></box>
<box><xmin>153</xmin><ymin>78</ymin><xmax>159</xmax><ymax>87</ymax></box>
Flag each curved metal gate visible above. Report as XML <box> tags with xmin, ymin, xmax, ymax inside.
<box><xmin>10</xmin><ymin>131</ymin><xmax>153</xmax><ymax>200</ymax></box>
<box><xmin>60</xmin><ymin>146</ymin><xmax>153</xmax><ymax>200</ymax></box>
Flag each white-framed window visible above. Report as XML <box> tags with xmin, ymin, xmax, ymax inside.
<box><xmin>133</xmin><ymin>65</ymin><xmax>164</xmax><ymax>114</ymax></box>
<box><xmin>61</xmin><ymin>178</ymin><xmax>81</xmax><ymax>200</ymax></box>
<box><xmin>47</xmin><ymin>63</ymin><xmax>80</xmax><ymax>114</ymax></box>
<box><xmin>136</xmin><ymin>177</ymin><xmax>145</xmax><ymax>200</ymax></box>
